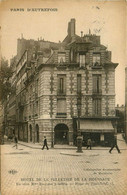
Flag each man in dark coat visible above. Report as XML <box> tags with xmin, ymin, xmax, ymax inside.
<box><xmin>109</xmin><ymin>135</ymin><xmax>121</xmax><ymax>153</ymax></box>
<box><xmin>12</xmin><ymin>136</ymin><xmax>18</xmax><ymax>149</ymax></box>
<box><xmin>86</xmin><ymin>138</ymin><xmax>92</xmax><ymax>150</ymax></box>
<box><xmin>42</xmin><ymin>136</ymin><xmax>49</xmax><ymax>150</ymax></box>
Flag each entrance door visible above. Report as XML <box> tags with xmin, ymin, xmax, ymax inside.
<box><xmin>54</xmin><ymin>124</ymin><xmax>69</xmax><ymax>145</ymax></box>
<box><xmin>36</xmin><ymin>124</ymin><xmax>39</xmax><ymax>143</ymax></box>
<box><xmin>91</xmin><ymin>133</ymin><xmax>100</xmax><ymax>145</ymax></box>
<box><xmin>82</xmin><ymin>133</ymin><xmax>100</xmax><ymax>146</ymax></box>
<box><xmin>29</xmin><ymin>125</ymin><xmax>32</xmax><ymax>142</ymax></box>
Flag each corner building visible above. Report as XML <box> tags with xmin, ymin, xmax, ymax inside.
<box><xmin>15</xmin><ymin>19</ymin><xmax>118</xmax><ymax>146</ymax></box>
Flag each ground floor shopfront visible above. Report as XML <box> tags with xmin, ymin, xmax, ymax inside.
<box><xmin>14</xmin><ymin>117</ymin><xmax>117</xmax><ymax>147</ymax></box>
<box><xmin>81</xmin><ymin>132</ymin><xmax>114</xmax><ymax>147</ymax></box>
<box><xmin>74</xmin><ymin>118</ymin><xmax>117</xmax><ymax>147</ymax></box>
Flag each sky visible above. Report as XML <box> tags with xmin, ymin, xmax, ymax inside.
<box><xmin>0</xmin><ymin>0</ymin><xmax>126</xmax><ymax>106</ymax></box>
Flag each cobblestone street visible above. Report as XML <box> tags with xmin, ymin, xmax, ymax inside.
<box><xmin>1</xmin><ymin>134</ymin><xmax>127</xmax><ymax>195</ymax></box>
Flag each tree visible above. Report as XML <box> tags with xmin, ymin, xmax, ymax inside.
<box><xmin>0</xmin><ymin>57</ymin><xmax>13</xmax><ymax>101</ymax></box>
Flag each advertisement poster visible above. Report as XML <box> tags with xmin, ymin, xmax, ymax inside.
<box><xmin>0</xmin><ymin>0</ymin><xmax>127</xmax><ymax>195</ymax></box>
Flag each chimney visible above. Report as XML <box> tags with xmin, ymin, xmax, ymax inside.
<box><xmin>68</xmin><ymin>18</ymin><xmax>75</xmax><ymax>37</ymax></box>
<box><xmin>81</xmin><ymin>31</ymin><xmax>83</xmax><ymax>37</ymax></box>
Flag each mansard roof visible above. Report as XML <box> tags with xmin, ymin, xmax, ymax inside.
<box><xmin>16</xmin><ymin>19</ymin><xmax>118</xmax><ymax>69</ymax></box>
<box><xmin>62</xmin><ymin>34</ymin><xmax>81</xmax><ymax>44</ymax></box>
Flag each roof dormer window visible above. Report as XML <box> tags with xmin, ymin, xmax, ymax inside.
<box><xmin>79</xmin><ymin>54</ymin><xmax>85</xmax><ymax>67</ymax></box>
<box><xmin>58</xmin><ymin>53</ymin><xmax>66</xmax><ymax>63</ymax></box>
<box><xmin>93</xmin><ymin>53</ymin><xmax>101</xmax><ymax>66</ymax></box>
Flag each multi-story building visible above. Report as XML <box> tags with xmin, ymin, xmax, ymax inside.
<box><xmin>5</xmin><ymin>19</ymin><xmax>119</xmax><ymax>146</ymax></box>
<box><xmin>2</xmin><ymin>56</ymin><xmax>17</xmax><ymax>139</ymax></box>
<box><xmin>15</xmin><ymin>50</ymin><xmax>28</xmax><ymax>141</ymax></box>
<box><xmin>115</xmin><ymin>104</ymin><xmax>125</xmax><ymax>133</ymax></box>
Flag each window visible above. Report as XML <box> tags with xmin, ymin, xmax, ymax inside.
<box><xmin>70</xmin><ymin>49</ymin><xmax>73</xmax><ymax>62</ymax></box>
<box><xmin>60</xmin><ymin>78</ymin><xmax>64</xmax><ymax>93</ymax></box>
<box><xmin>79</xmin><ymin>54</ymin><xmax>85</xmax><ymax>66</ymax></box>
<box><xmin>35</xmin><ymin>101</ymin><xmax>38</xmax><ymax>116</ymax></box>
<box><xmin>36</xmin><ymin>79</ymin><xmax>39</xmax><ymax>96</ymax></box>
<box><xmin>57</xmin><ymin>99</ymin><xmax>66</xmax><ymax>115</ymax></box>
<box><xmin>77</xmin><ymin>74</ymin><xmax>81</xmax><ymax>94</ymax></box>
<box><xmin>57</xmin><ymin>75</ymin><xmax>66</xmax><ymax>95</ymax></box>
<box><xmin>22</xmin><ymin>92</ymin><xmax>26</xmax><ymax>103</ymax></box>
<box><xmin>93</xmin><ymin>98</ymin><xmax>101</xmax><ymax>116</ymax></box>
<box><xmin>58</xmin><ymin>53</ymin><xmax>66</xmax><ymax>63</ymax></box>
<box><xmin>93</xmin><ymin>74</ymin><xmax>102</xmax><ymax>94</ymax></box>
<box><xmin>93</xmin><ymin>53</ymin><xmax>101</xmax><ymax>66</ymax></box>
<box><xmin>29</xmin><ymin>103</ymin><xmax>32</xmax><ymax>116</ymax></box>
<box><xmin>30</xmin><ymin>85</ymin><xmax>33</xmax><ymax>99</ymax></box>
<box><xmin>19</xmin><ymin>109</ymin><xmax>23</xmax><ymax>121</ymax></box>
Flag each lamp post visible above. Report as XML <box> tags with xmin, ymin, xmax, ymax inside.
<box><xmin>76</xmin><ymin>97</ymin><xmax>83</xmax><ymax>153</ymax></box>
<box><xmin>51</xmin><ymin>118</ymin><xmax>54</xmax><ymax>148</ymax></box>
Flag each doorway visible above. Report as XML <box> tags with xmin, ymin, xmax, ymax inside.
<box><xmin>36</xmin><ymin>124</ymin><xmax>39</xmax><ymax>143</ymax></box>
<box><xmin>29</xmin><ymin>124</ymin><xmax>32</xmax><ymax>142</ymax></box>
<box><xmin>82</xmin><ymin>132</ymin><xmax>100</xmax><ymax>146</ymax></box>
<box><xmin>54</xmin><ymin>124</ymin><xmax>69</xmax><ymax>145</ymax></box>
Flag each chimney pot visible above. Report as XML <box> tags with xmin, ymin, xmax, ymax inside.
<box><xmin>81</xmin><ymin>31</ymin><xmax>83</xmax><ymax>37</ymax></box>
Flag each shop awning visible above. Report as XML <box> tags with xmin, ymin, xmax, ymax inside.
<box><xmin>79</xmin><ymin>120</ymin><xmax>114</xmax><ymax>133</ymax></box>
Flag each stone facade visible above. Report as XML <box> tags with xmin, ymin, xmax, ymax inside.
<box><xmin>4</xmin><ymin>19</ymin><xmax>118</xmax><ymax>146</ymax></box>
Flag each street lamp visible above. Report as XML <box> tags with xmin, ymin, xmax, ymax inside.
<box><xmin>76</xmin><ymin>97</ymin><xmax>83</xmax><ymax>153</ymax></box>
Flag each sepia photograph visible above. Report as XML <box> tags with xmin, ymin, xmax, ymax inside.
<box><xmin>0</xmin><ymin>0</ymin><xmax>127</xmax><ymax>194</ymax></box>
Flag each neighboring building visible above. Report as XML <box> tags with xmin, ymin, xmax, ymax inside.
<box><xmin>4</xmin><ymin>19</ymin><xmax>118</xmax><ymax>146</ymax></box>
<box><xmin>3</xmin><ymin>56</ymin><xmax>17</xmax><ymax>138</ymax></box>
<box><xmin>3</xmin><ymin>96</ymin><xmax>10</xmax><ymax>136</ymax></box>
<box><xmin>15</xmin><ymin>50</ymin><xmax>28</xmax><ymax>141</ymax></box>
<box><xmin>125</xmin><ymin>67</ymin><xmax>127</xmax><ymax>142</ymax></box>
<box><xmin>115</xmin><ymin>104</ymin><xmax>125</xmax><ymax>133</ymax></box>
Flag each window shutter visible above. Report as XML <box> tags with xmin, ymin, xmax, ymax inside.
<box><xmin>57</xmin><ymin>77</ymin><xmax>60</xmax><ymax>94</ymax></box>
<box><xmin>63</xmin><ymin>76</ymin><xmax>66</xmax><ymax>94</ymax></box>
<box><xmin>99</xmin><ymin>75</ymin><xmax>102</xmax><ymax>93</ymax></box>
<box><xmin>77</xmin><ymin>74</ymin><xmax>81</xmax><ymax>94</ymax></box>
<box><xmin>93</xmin><ymin>76</ymin><xmax>97</xmax><ymax>93</ymax></box>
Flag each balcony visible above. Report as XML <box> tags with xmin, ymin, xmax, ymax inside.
<box><xmin>92</xmin><ymin>90</ymin><xmax>102</xmax><ymax>96</ymax></box>
<box><xmin>34</xmin><ymin>114</ymin><xmax>38</xmax><ymax>118</ymax></box>
<box><xmin>56</xmin><ymin>113</ymin><xmax>67</xmax><ymax>118</ymax></box>
<box><xmin>57</xmin><ymin>91</ymin><xmax>66</xmax><ymax>96</ymax></box>
<box><xmin>92</xmin><ymin>62</ymin><xmax>102</xmax><ymax>69</ymax></box>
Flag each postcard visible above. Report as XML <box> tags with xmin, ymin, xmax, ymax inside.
<box><xmin>0</xmin><ymin>0</ymin><xmax>127</xmax><ymax>195</ymax></box>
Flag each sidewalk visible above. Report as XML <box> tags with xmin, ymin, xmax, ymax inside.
<box><xmin>1</xmin><ymin>134</ymin><xmax>127</xmax><ymax>195</ymax></box>
<box><xmin>18</xmin><ymin>133</ymin><xmax>127</xmax><ymax>153</ymax></box>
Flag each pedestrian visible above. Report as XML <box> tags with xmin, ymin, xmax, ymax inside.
<box><xmin>42</xmin><ymin>136</ymin><xmax>49</xmax><ymax>150</ymax></box>
<box><xmin>12</xmin><ymin>136</ymin><xmax>18</xmax><ymax>149</ymax></box>
<box><xmin>109</xmin><ymin>135</ymin><xmax>121</xmax><ymax>154</ymax></box>
<box><xmin>86</xmin><ymin>138</ymin><xmax>92</xmax><ymax>150</ymax></box>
